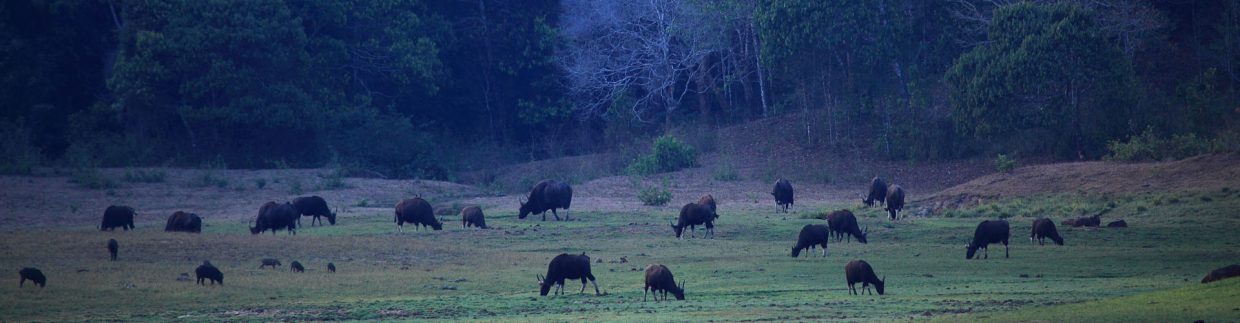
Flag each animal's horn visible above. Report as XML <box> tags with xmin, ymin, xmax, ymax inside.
<box><xmin>863</xmin><ymin>225</ymin><xmax>868</xmax><ymax>233</ymax></box>
<box><xmin>882</xmin><ymin>275</ymin><xmax>886</xmax><ymax>283</ymax></box>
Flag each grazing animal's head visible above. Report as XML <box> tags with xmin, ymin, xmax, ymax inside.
<box><xmin>791</xmin><ymin>245</ymin><xmax>802</xmax><ymax>258</ymax></box>
<box><xmin>857</xmin><ymin>225</ymin><xmax>869</xmax><ymax>244</ymax></box>
<box><xmin>249</xmin><ymin>225</ymin><xmax>261</xmax><ymax>235</ymax></box>
<box><xmin>536</xmin><ymin>274</ymin><xmax>551</xmax><ymax>296</ymax></box>
<box><xmin>430</xmin><ymin>220</ymin><xmax>443</xmax><ymax>231</ymax></box>
<box><xmin>518</xmin><ymin>198</ymin><xmax>531</xmax><ymax>219</ymax></box>
<box><xmin>328</xmin><ymin>208</ymin><xmax>338</xmax><ymax>225</ymax></box>
<box><xmin>965</xmin><ymin>243</ymin><xmax>979</xmax><ymax>259</ymax></box>
<box><xmin>875</xmin><ymin>276</ymin><xmax>886</xmax><ymax>295</ymax></box>
<box><xmin>671</xmin><ymin>280</ymin><xmax>686</xmax><ymax>300</ymax></box>
<box><xmin>669</xmin><ymin>220</ymin><xmax>685</xmax><ymax>238</ymax></box>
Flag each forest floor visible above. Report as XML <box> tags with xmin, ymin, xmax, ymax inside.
<box><xmin>1</xmin><ymin>153</ymin><xmax>1239</xmax><ymax>321</ymax></box>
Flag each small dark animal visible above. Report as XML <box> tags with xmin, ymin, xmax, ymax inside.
<box><xmin>844</xmin><ymin>260</ymin><xmax>885</xmax><ymax>295</ymax></box>
<box><xmin>107</xmin><ymin>239</ymin><xmax>118</xmax><ymax>261</ymax></box>
<box><xmin>1030</xmin><ymin>218</ymin><xmax>1064</xmax><ymax>246</ymax></box>
<box><xmin>1107</xmin><ymin>220</ymin><xmax>1128</xmax><ymax>228</ymax></box>
<box><xmin>395</xmin><ymin>197</ymin><xmax>443</xmax><ymax>232</ymax></box>
<box><xmin>697</xmin><ymin>194</ymin><xmax>718</xmax><ymax>219</ymax></box>
<box><xmin>100</xmin><ymin>205</ymin><xmax>136</xmax><ymax>231</ymax></box>
<box><xmin>862</xmin><ymin>177</ymin><xmax>888</xmax><ymax>207</ymax></box>
<box><xmin>519</xmin><ymin>180</ymin><xmax>574</xmax><ymax>221</ymax></box>
<box><xmin>195</xmin><ymin>261</ymin><xmax>223</xmax><ymax>286</ymax></box>
<box><xmin>1065</xmin><ymin>212</ymin><xmax>1102</xmax><ymax>228</ymax></box>
<box><xmin>18</xmin><ymin>267</ymin><xmax>45</xmax><ymax>288</ymax></box>
<box><xmin>967</xmin><ymin>220</ymin><xmax>1010</xmax><ymax>259</ymax></box>
<box><xmin>1201</xmin><ymin>264</ymin><xmax>1240</xmax><ymax>283</ymax></box>
<box><xmin>164</xmin><ymin>211</ymin><xmax>203</xmax><ymax>233</ymax></box>
<box><xmin>825</xmin><ymin>209</ymin><xmax>867</xmax><ymax>243</ymax></box>
<box><xmin>885</xmin><ymin>185</ymin><xmax>905</xmax><ymax>220</ymax></box>
<box><xmin>290</xmin><ymin>261</ymin><xmax>304</xmax><ymax>273</ymax></box>
<box><xmin>327</xmin><ymin>263</ymin><xmax>336</xmax><ymax>273</ymax></box>
<box><xmin>771</xmin><ymin>178</ymin><xmax>794</xmax><ymax>213</ymax></box>
<box><xmin>461</xmin><ymin>206</ymin><xmax>487</xmax><ymax>229</ymax></box>
<box><xmin>259</xmin><ymin>258</ymin><xmax>282</xmax><ymax>269</ymax></box>
<box><xmin>643</xmin><ymin>264</ymin><xmax>685</xmax><ymax>301</ymax></box>
<box><xmin>293</xmin><ymin>196</ymin><xmax>337</xmax><ymax>226</ymax></box>
<box><xmin>537</xmin><ymin>253</ymin><xmax>599</xmax><ymax>296</ymax></box>
<box><xmin>670</xmin><ymin>202</ymin><xmax>716</xmax><ymax>239</ymax></box>
<box><xmin>250</xmin><ymin>202</ymin><xmax>299</xmax><ymax>235</ymax></box>
<box><xmin>791</xmin><ymin>224</ymin><xmax>830</xmax><ymax>258</ymax></box>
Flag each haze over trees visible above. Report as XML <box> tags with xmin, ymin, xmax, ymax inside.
<box><xmin>1</xmin><ymin>0</ymin><xmax>1237</xmax><ymax>178</ymax></box>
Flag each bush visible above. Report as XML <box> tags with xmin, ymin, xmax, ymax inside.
<box><xmin>712</xmin><ymin>163</ymin><xmax>740</xmax><ymax>181</ymax></box>
<box><xmin>626</xmin><ymin>135</ymin><xmax>698</xmax><ymax>175</ymax></box>
<box><xmin>188</xmin><ymin>171</ymin><xmax>229</xmax><ymax>188</ymax></box>
<box><xmin>123</xmin><ymin>169</ymin><xmax>167</xmax><ymax>183</ymax></box>
<box><xmin>637</xmin><ymin>179</ymin><xmax>673</xmax><ymax>206</ymax></box>
<box><xmin>70</xmin><ymin>168</ymin><xmax>119</xmax><ymax>189</ymax></box>
<box><xmin>0</xmin><ymin>119</ymin><xmax>42</xmax><ymax>175</ymax></box>
<box><xmin>1104</xmin><ymin>127</ymin><xmax>1239</xmax><ymax>162</ymax></box>
<box><xmin>254</xmin><ymin>178</ymin><xmax>268</xmax><ymax>189</ymax></box>
<box><xmin>994</xmin><ymin>154</ymin><xmax>1017</xmax><ymax>173</ymax></box>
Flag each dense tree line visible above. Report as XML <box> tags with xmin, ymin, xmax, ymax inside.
<box><xmin>1</xmin><ymin>0</ymin><xmax>1236</xmax><ymax>178</ymax></box>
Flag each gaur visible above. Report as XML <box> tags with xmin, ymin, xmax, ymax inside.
<box><xmin>862</xmin><ymin>177</ymin><xmax>888</xmax><ymax>207</ymax></box>
<box><xmin>165</xmin><ymin>211</ymin><xmax>203</xmax><ymax>233</ymax></box>
<box><xmin>697</xmin><ymin>194</ymin><xmax>718</xmax><ymax>219</ymax></box>
<box><xmin>643</xmin><ymin>264</ymin><xmax>685</xmax><ymax>301</ymax></box>
<box><xmin>328</xmin><ymin>263</ymin><xmax>336</xmax><ymax>273</ymax></box>
<box><xmin>290</xmin><ymin>261</ymin><xmax>304</xmax><ymax>273</ymax></box>
<box><xmin>461</xmin><ymin>206</ymin><xmax>487</xmax><ymax>229</ymax></box>
<box><xmin>791</xmin><ymin>224</ymin><xmax>830</xmax><ymax>258</ymax></box>
<box><xmin>844</xmin><ymin>260</ymin><xmax>885</xmax><ymax>295</ymax></box>
<box><xmin>1030</xmin><ymin>218</ymin><xmax>1064</xmax><ymax>245</ymax></box>
<box><xmin>771</xmin><ymin>178</ymin><xmax>794</xmax><ymax>213</ymax></box>
<box><xmin>293</xmin><ymin>196</ymin><xmax>337</xmax><ymax>226</ymax></box>
<box><xmin>1201</xmin><ymin>264</ymin><xmax>1240</xmax><ymax>284</ymax></box>
<box><xmin>537</xmin><ymin>253</ymin><xmax>599</xmax><ymax>296</ymax></box>
<box><xmin>670</xmin><ymin>202</ymin><xmax>716</xmax><ymax>239</ymax></box>
<box><xmin>259</xmin><ymin>258</ymin><xmax>282</xmax><ymax>269</ymax></box>
<box><xmin>250</xmin><ymin>202</ymin><xmax>299</xmax><ymax>235</ymax></box>
<box><xmin>395</xmin><ymin>197</ymin><xmax>442</xmax><ymax>232</ymax></box>
<box><xmin>519</xmin><ymin>180</ymin><xmax>574</xmax><ymax>221</ymax></box>
<box><xmin>885</xmin><ymin>185</ymin><xmax>905</xmax><ymax>220</ymax></box>
<box><xmin>967</xmin><ymin>220</ymin><xmax>1010</xmax><ymax>259</ymax></box>
<box><xmin>825</xmin><ymin>209</ymin><xmax>867</xmax><ymax>243</ymax></box>
<box><xmin>18</xmin><ymin>268</ymin><xmax>45</xmax><ymax>288</ymax></box>
<box><xmin>101</xmin><ymin>205</ymin><xmax>136</xmax><ymax>231</ymax></box>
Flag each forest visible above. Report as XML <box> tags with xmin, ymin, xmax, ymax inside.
<box><xmin>2</xmin><ymin>0</ymin><xmax>1237</xmax><ymax>178</ymax></box>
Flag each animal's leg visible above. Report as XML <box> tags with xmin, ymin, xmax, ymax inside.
<box><xmin>1004</xmin><ymin>241</ymin><xmax>1009</xmax><ymax>258</ymax></box>
<box><xmin>398</xmin><ymin>223</ymin><xmax>404</xmax><ymax>233</ymax></box>
<box><xmin>565</xmin><ymin>209</ymin><xmax>571</xmax><ymax>221</ymax></box>
<box><xmin>864</xmin><ymin>282</ymin><xmax>871</xmax><ymax>295</ymax></box>
<box><xmin>821</xmin><ymin>243</ymin><xmax>828</xmax><ymax>257</ymax></box>
<box><xmin>644</xmin><ymin>286</ymin><xmax>649</xmax><ymax>302</ymax></box>
<box><xmin>848</xmin><ymin>283</ymin><xmax>855</xmax><ymax>295</ymax></box>
<box><xmin>591</xmin><ymin>278</ymin><xmax>600</xmax><ymax>295</ymax></box>
<box><xmin>20</xmin><ymin>278</ymin><xmax>24</xmax><ymax>287</ymax></box>
<box><xmin>552</xmin><ymin>209</ymin><xmax>561</xmax><ymax>221</ymax></box>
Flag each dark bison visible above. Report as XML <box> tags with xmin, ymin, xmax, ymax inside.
<box><xmin>644</xmin><ymin>264</ymin><xmax>685</xmax><ymax>301</ymax></box>
<box><xmin>293</xmin><ymin>196</ymin><xmax>337</xmax><ymax>226</ymax></box>
<box><xmin>519</xmin><ymin>180</ymin><xmax>574</xmax><ymax>221</ymax></box>
<box><xmin>195</xmin><ymin>261</ymin><xmax>223</xmax><ymax>286</ymax></box>
<box><xmin>395</xmin><ymin>197</ymin><xmax>442</xmax><ymax>232</ymax></box>
<box><xmin>107</xmin><ymin>239</ymin><xmax>118</xmax><ymax>261</ymax></box>
<box><xmin>862</xmin><ymin>177</ymin><xmax>888</xmax><ymax>207</ymax></box>
<box><xmin>1030</xmin><ymin>218</ymin><xmax>1064</xmax><ymax>245</ymax></box>
<box><xmin>327</xmin><ymin>263</ymin><xmax>336</xmax><ymax>273</ymax></box>
<box><xmin>290</xmin><ymin>261</ymin><xmax>304</xmax><ymax>273</ymax></box>
<box><xmin>825</xmin><ymin>209</ymin><xmax>867</xmax><ymax>243</ymax></box>
<box><xmin>19</xmin><ymin>267</ymin><xmax>45</xmax><ymax>288</ymax></box>
<box><xmin>697</xmin><ymin>194</ymin><xmax>718</xmax><ymax>219</ymax></box>
<box><xmin>165</xmin><ymin>211</ymin><xmax>202</xmax><ymax>233</ymax></box>
<box><xmin>791</xmin><ymin>224</ymin><xmax>830</xmax><ymax>258</ymax></box>
<box><xmin>461</xmin><ymin>206</ymin><xmax>487</xmax><ymax>229</ymax></box>
<box><xmin>844</xmin><ymin>260</ymin><xmax>885</xmax><ymax>295</ymax></box>
<box><xmin>670</xmin><ymin>202</ymin><xmax>716</xmax><ymax>239</ymax></box>
<box><xmin>250</xmin><ymin>202</ymin><xmax>299</xmax><ymax>235</ymax></box>
<box><xmin>885</xmin><ymin>185</ymin><xmax>905</xmax><ymax>220</ymax></box>
<box><xmin>1064</xmin><ymin>212</ymin><xmax>1102</xmax><ymax>228</ymax></box>
<box><xmin>967</xmin><ymin>220</ymin><xmax>1010</xmax><ymax>259</ymax></box>
<box><xmin>537</xmin><ymin>253</ymin><xmax>599</xmax><ymax>296</ymax></box>
<box><xmin>259</xmin><ymin>258</ymin><xmax>282</xmax><ymax>269</ymax></box>
<box><xmin>101</xmin><ymin>205</ymin><xmax>136</xmax><ymax>231</ymax></box>
<box><xmin>1201</xmin><ymin>264</ymin><xmax>1240</xmax><ymax>283</ymax></box>
<box><xmin>771</xmin><ymin>178</ymin><xmax>794</xmax><ymax>213</ymax></box>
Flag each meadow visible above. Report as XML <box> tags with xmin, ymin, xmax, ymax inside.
<box><xmin>2</xmin><ymin>188</ymin><xmax>1238</xmax><ymax>322</ymax></box>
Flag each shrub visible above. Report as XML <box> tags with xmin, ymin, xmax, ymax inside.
<box><xmin>289</xmin><ymin>178</ymin><xmax>304</xmax><ymax>195</ymax></box>
<box><xmin>0</xmin><ymin>119</ymin><xmax>42</xmax><ymax>175</ymax></box>
<box><xmin>712</xmin><ymin>164</ymin><xmax>740</xmax><ymax>181</ymax></box>
<box><xmin>188</xmin><ymin>171</ymin><xmax>229</xmax><ymax>188</ymax></box>
<box><xmin>637</xmin><ymin>180</ymin><xmax>673</xmax><ymax>206</ymax></box>
<box><xmin>994</xmin><ymin>154</ymin><xmax>1017</xmax><ymax>173</ymax></box>
<box><xmin>254</xmin><ymin>178</ymin><xmax>268</xmax><ymax>189</ymax></box>
<box><xmin>1104</xmin><ymin>127</ymin><xmax>1239</xmax><ymax>162</ymax></box>
<box><xmin>70</xmin><ymin>168</ymin><xmax>119</xmax><ymax>189</ymax></box>
<box><xmin>626</xmin><ymin>135</ymin><xmax>698</xmax><ymax>175</ymax></box>
<box><xmin>123</xmin><ymin>169</ymin><xmax>167</xmax><ymax>183</ymax></box>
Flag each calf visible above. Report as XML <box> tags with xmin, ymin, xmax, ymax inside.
<box><xmin>844</xmin><ymin>260</ymin><xmax>885</xmax><ymax>295</ymax></box>
<box><xmin>825</xmin><ymin>210</ymin><xmax>867</xmax><ymax>243</ymax></box>
<box><xmin>644</xmin><ymin>264</ymin><xmax>685</xmax><ymax>301</ymax></box>
<box><xmin>290</xmin><ymin>261</ymin><xmax>304</xmax><ymax>273</ymax></box>
<box><xmin>18</xmin><ymin>267</ymin><xmax>45</xmax><ymax>288</ymax></box>
<box><xmin>1201</xmin><ymin>264</ymin><xmax>1240</xmax><ymax>284</ymax></box>
<box><xmin>461</xmin><ymin>206</ymin><xmax>487</xmax><ymax>229</ymax></box>
<box><xmin>967</xmin><ymin>220</ymin><xmax>1010</xmax><ymax>259</ymax></box>
<box><xmin>771</xmin><ymin>178</ymin><xmax>794</xmax><ymax>213</ymax></box>
<box><xmin>537</xmin><ymin>253</ymin><xmax>599</xmax><ymax>296</ymax></box>
<box><xmin>327</xmin><ymin>263</ymin><xmax>336</xmax><ymax>273</ymax></box>
<box><xmin>195</xmin><ymin>261</ymin><xmax>223</xmax><ymax>286</ymax></box>
<box><xmin>1030</xmin><ymin>218</ymin><xmax>1064</xmax><ymax>245</ymax></box>
<box><xmin>671</xmin><ymin>202</ymin><xmax>716</xmax><ymax>239</ymax></box>
<box><xmin>107</xmin><ymin>239</ymin><xmax>118</xmax><ymax>261</ymax></box>
<box><xmin>791</xmin><ymin>224</ymin><xmax>830</xmax><ymax>258</ymax></box>
<box><xmin>259</xmin><ymin>258</ymin><xmax>282</xmax><ymax>269</ymax></box>
<box><xmin>395</xmin><ymin>197</ymin><xmax>443</xmax><ymax>232</ymax></box>
<box><xmin>101</xmin><ymin>205</ymin><xmax>136</xmax><ymax>231</ymax></box>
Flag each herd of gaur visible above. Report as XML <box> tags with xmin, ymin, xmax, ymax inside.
<box><xmin>16</xmin><ymin>177</ymin><xmax>1240</xmax><ymax>300</ymax></box>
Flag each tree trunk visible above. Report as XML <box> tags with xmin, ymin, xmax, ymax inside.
<box><xmin>752</xmin><ymin>20</ymin><xmax>769</xmax><ymax>118</ymax></box>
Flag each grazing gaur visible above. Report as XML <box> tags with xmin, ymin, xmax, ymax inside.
<box><xmin>643</xmin><ymin>264</ymin><xmax>685</xmax><ymax>301</ymax></box>
<box><xmin>290</xmin><ymin>261</ymin><xmax>304</xmax><ymax>273</ymax></box>
<box><xmin>825</xmin><ymin>209</ymin><xmax>867</xmax><ymax>243</ymax></box>
<box><xmin>100</xmin><ymin>205</ymin><xmax>136</xmax><ymax>231</ymax></box>
<box><xmin>1201</xmin><ymin>264</ymin><xmax>1240</xmax><ymax>283</ymax></box>
<box><xmin>862</xmin><ymin>177</ymin><xmax>888</xmax><ymax>207</ymax></box>
<box><xmin>107</xmin><ymin>239</ymin><xmax>118</xmax><ymax>261</ymax></box>
<box><xmin>164</xmin><ymin>211</ymin><xmax>203</xmax><ymax>233</ymax></box>
<box><xmin>967</xmin><ymin>220</ymin><xmax>1010</xmax><ymax>259</ymax></box>
<box><xmin>670</xmin><ymin>202</ymin><xmax>717</xmax><ymax>239</ymax></box>
<box><xmin>293</xmin><ymin>196</ymin><xmax>337</xmax><ymax>226</ymax></box>
<box><xmin>259</xmin><ymin>258</ymin><xmax>282</xmax><ymax>269</ymax></box>
<box><xmin>18</xmin><ymin>268</ymin><xmax>45</xmax><ymax>288</ymax></box>
<box><xmin>195</xmin><ymin>261</ymin><xmax>223</xmax><ymax>286</ymax></box>
<box><xmin>519</xmin><ymin>180</ymin><xmax>574</xmax><ymax>221</ymax></box>
<box><xmin>697</xmin><ymin>194</ymin><xmax>718</xmax><ymax>219</ymax></box>
<box><xmin>771</xmin><ymin>178</ymin><xmax>794</xmax><ymax>213</ymax></box>
<box><xmin>791</xmin><ymin>224</ymin><xmax>830</xmax><ymax>258</ymax></box>
<box><xmin>250</xmin><ymin>202</ymin><xmax>299</xmax><ymax>235</ymax></box>
<box><xmin>1030</xmin><ymin>218</ymin><xmax>1064</xmax><ymax>245</ymax></box>
<box><xmin>461</xmin><ymin>206</ymin><xmax>487</xmax><ymax>229</ymax></box>
<box><xmin>395</xmin><ymin>197</ymin><xmax>443</xmax><ymax>232</ymax></box>
<box><xmin>844</xmin><ymin>260</ymin><xmax>885</xmax><ymax>295</ymax></box>
<box><xmin>327</xmin><ymin>263</ymin><xmax>336</xmax><ymax>273</ymax></box>
<box><xmin>885</xmin><ymin>185</ymin><xmax>905</xmax><ymax>220</ymax></box>
<box><xmin>537</xmin><ymin>253</ymin><xmax>600</xmax><ymax>296</ymax></box>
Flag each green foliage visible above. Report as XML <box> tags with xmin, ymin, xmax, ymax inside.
<box><xmin>187</xmin><ymin>171</ymin><xmax>229</xmax><ymax>189</ymax></box>
<box><xmin>122</xmin><ymin>169</ymin><xmax>166</xmax><ymax>183</ymax></box>
<box><xmin>288</xmin><ymin>178</ymin><xmax>304</xmax><ymax>195</ymax></box>
<box><xmin>626</xmin><ymin>135</ymin><xmax>698</xmax><ymax>175</ymax></box>
<box><xmin>254</xmin><ymin>178</ymin><xmax>267</xmax><ymax>190</ymax></box>
<box><xmin>994</xmin><ymin>154</ymin><xmax>1017</xmax><ymax>173</ymax></box>
<box><xmin>712</xmin><ymin>163</ymin><xmax>740</xmax><ymax>182</ymax></box>
<box><xmin>0</xmin><ymin>119</ymin><xmax>42</xmax><ymax>175</ymax></box>
<box><xmin>1104</xmin><ymin>127</ymin><xmax>1238</xmax><ymax>161</ymax></box>
<box><xmin>637</xmin><ymin>180</ymin><xmax>673</xmax><ymax>206</ymax></box>
<box><xmin>69</xmin><ymin>168</ymin><xmax>118</xmax><ymax>190</ymax></box>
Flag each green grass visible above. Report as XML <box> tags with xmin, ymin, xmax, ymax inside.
<box><xmin>2</xmin><ymin>191</ymin><xmax>1239</xmax><ymax>321</ymax></box>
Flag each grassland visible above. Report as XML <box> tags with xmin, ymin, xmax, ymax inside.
<box><xmin>1</xmin><ymin>188</ymin><xmax>1239</xmax><ymax>322</ymax></box>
